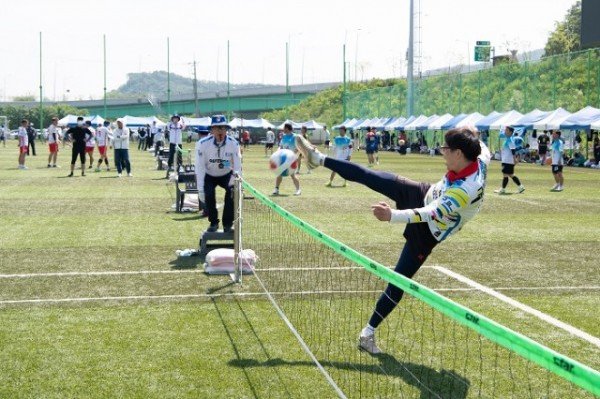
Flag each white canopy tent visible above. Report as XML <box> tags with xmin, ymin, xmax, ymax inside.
<box><xmin>276</xmin><ymin>120</ymin><xmax>303</xmax><ymax>130</ymax></box>
<box><xmin>302</xmin><ymin>120</ymin><xmax>324</xmax><ymax>130</ymax></box>
<box><xmin>181</xmin><ymin>116</ymin><xmax>212</xmax><ymax>128</ymax></box>
<box><xmin>427</xmin><ymin>113</ymin><xmax>454</xmax><ymax>130</ymax></box>
<box><xmin>403</xmin><ymin>115</ymin><xmax>430</xmax><ymax>131</ymax></box>
<box><xmin>489</xmin><ymin>110</ymin><xmax>524</xmax><ymax>130</ymax></box>
<box><xmin>230</xmin><ymin>118</ymin><xmax>275</xmax><ymax>129</ymax></box>
<box><xmin>532</xmin><ymin>108</ymin><xmax>571</xmax><ymax>130</ymax></box>
<box><xmin>333</xmin><ymin>118</ymin><xmax>356</xmax><ymax>129</ymax></box>
<box><xmin>454</xmin><ymin>112</ymin><xmax>485</xmax><ymax>128</ymax></box>
<box><xmin>590</xmin><ymin>115</ymin><xmax>600</xmax><ymax>130</ymax></box>
<box><xmin>121</xmin><ymin>115</ymin><xmax>166</xmax><ymax>128</ymax></box>
<box><xmin>58</xmin><ymin>114</ymin><xmax>105</xmax><ymax>127</ymax></box>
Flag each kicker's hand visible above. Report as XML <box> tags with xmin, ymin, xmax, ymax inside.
<box><xmin>371</xmin><ymin>201</ymin><xmax>392</xmax><ymax>222</ymax></box>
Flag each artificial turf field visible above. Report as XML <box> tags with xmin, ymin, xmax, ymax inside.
<box><xmin>0</xmin><ymin>141</ymin><xmax>598</xmax><ymax>398</ymax></box>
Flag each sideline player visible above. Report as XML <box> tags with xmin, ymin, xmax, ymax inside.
<box><xmin>18</xmin><ymin>119</ymin><xmax>29</xmax><ymax>169</ymax></box>
<box><xmin>195</xmin><ymin>115</ymin><xmax>241</xmax><ymax>233</ymax></box>
<box><xmin>550</xmin><ymin>130</ymin><xmax>565</xmax><ymax>191</ymax></box>
<box><xmin>167</xmin><ymin>115</ymin><xmax>186</xmax><ymax>171</ymax></box>
<box><xmin>66</xmin><ymin>117</ymin><xmax>92</xmax><ymax>177</ymax></box>
<box><xmin>537</xmin><ymin>130</ymin><xmax>550</xmax><ymax>166</ymax></box>
<box><xmin>365</xmin><ymin>127</ymin><xmax>379</xmax><ymax>166</ymax></box>
<box><xmin>84</xmin><ymin>120</ymin><xmax>96</xmax><ymax>169</ymax></box>
<box><xmin>95</xmin><ymin>120</ymin><xmax>111</xmax><ymax>172</ymax></box>
<box><xmin>265</xmin><ymin>127</ymin><xmax>275</xmax><ymax>157</ymax></box>
<box><xmin>494</xmin><ymin>126</ymin><xmax>525</xmax><ymax>194</ymax></box>
<box><xmin>272</xmin><ymin>122</ymin><xmax>301</xmax><ymax>196</ymax></box>
<box><xmin>47</xmin><ymin>117</ymin><xmax>61</xmax><ymax>168</ymax></box>
<box><xmin>325</xmin><ymin>125</ymin><xmax>352</xmax><ymax>187</ymax></box>
<box><xmin>296</xmin><ymin>127</ymin><xmax>490</xmax><ymax>354</ymax></box>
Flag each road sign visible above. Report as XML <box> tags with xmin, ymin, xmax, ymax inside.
<box><xmin>474</xmin><ymin>45</ymin><xmax>491</xmax><ymax>62</ymax></box>
<box><xmin>476</xmin><ymin>41</ymin><xmax>491</xmax><ymax>46</ymax></box>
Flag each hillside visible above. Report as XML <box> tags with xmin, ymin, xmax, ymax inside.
<box><xmin>107</xmin><ymin>71</ymin><xmax>277</xmax><ymax>99</ymax></box>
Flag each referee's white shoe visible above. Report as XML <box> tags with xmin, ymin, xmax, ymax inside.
<box><xmin>295</xmin><ymin>135</ymin><xmax>324</xmax><ymax>169</ymax></box>
<box><xmin>358</xmin><ymin>334</ymin><xmax>381</xmax><ymax>355</ymax></box>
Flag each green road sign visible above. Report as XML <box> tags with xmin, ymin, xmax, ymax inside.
<box><xmin>474</xmin><ymin>45</ymin><xmax>491</xmax><ymax>62</ymax></box>
<box><xmin>476</xmin><ymin>41</ymin><xmax>491</xmax><ymax>46</ymax></box>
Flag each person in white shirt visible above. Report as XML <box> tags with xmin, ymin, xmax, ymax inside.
<box><xmin>113</xmin><ymin>119</ymin><xmax>132</xmax><ymax>177</ymax></box>
<box><xmin>265</xmin><ymin>127</ymin><xmax>275</xmax><ymax>157</ymax></box>
<box><xmin>494</xmin><ymin>126</ymin><xmax>525</xmax><ymax>194</ymax></box>
<box><xmin>195</xmin><ymin>115</ymin><xmax>242</xmax><ymax>233</ymax></box>
<box><xmin>84</xmin><ymin>121</ymin><xmax>96</xmax><ymax>169</ymax></box>
<box><xmin>167</xmin><ymin>114</ymin><xmax>186</xmax><ymax>171</ymax></box>
<box><xmin>323</xmin><ymin>125</ymin><xmax>331</xmax><ymax>153</ymax></box>
<box><xmin>47</xmin><ymin>117</ymin><xmax>61</xmax><ymax>168</ymax></box>
<box><xmin>18</xmin><ymin>119</ymin><xmax>29</xmax><ymax>170</ymax></box>
<box><xmin>95</xmin><ymin>121</ymin><xmax>111</xmax><ymax>172</ymax></box>
<box><xmin>153</xmin><ymin>123</ymin><xmax>164</xmax><ymax>157</ymax></box>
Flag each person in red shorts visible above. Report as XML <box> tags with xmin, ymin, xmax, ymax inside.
<box><xmin>47</xmin><ymin>117</ymin><xmax>60</xmax><ymax>168</ymax></box>
<box><xmin>18</xmin><ymin>119</ymin><xmax>29</xmax><ymax>170</ymax></box>
<box><xmin>95</xmin><ymin>120</ymin><xmax>111</xmax><ymax>171</ymax></box>
<box><xmin>84</xmin><ymin>120</ymin><xmax>96</xmax><ymax>169</ymax></box>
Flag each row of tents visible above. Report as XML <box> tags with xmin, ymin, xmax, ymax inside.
<box><xmin>58</xmin><ymin>114</ymin><xmax>328</xmax><ymax>131</ymax></box>
<box><xmin>333</xmin><ymin>106</ymin><xmax>600</xmax><ymax>132</ymax></box>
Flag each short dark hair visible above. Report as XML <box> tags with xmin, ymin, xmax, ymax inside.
<box><xmin>505</xmin><ymin>126</ymin><xmax>515</xmax><ymax>133</ymax></box>
<box><xmin>77</xmin><ymin>116</ymin><xmax>84</xmax><ymax>121</ymax></box>
<box><xmin>284</xmin><ymin>122</ymin><xmax>293</xmax><ymax>131</ymax></box>
<box><xmin>21</xmin><ymin>119</ymin><xmax>28</xmax><ymax>124</ymax></box>
<box><xmin>340</xmin><ymin>126</ymin><xmax>346</xmax><ymax>131</ymax></box>
<box><xmin>445</xmin><ymin>127</ymin><xmax>481</xmax><ymax>162</ymax></box>
<box><xmin>555</xmin><ymin>130</ymin><xmax>562</xmax><ymax>136</ymax></box>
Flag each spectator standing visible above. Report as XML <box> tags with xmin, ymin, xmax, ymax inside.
<box><xmin>265</xmin><ymin>127</ymin><xmax>275</xmax><ymax>157</ymax></box>
<box><xmin>66</xmin><ymin>116</ymin><xmax>92</xmax><ymax>177</ymax></box>
<box><xmin>0</xmin><ymin>124</ymin><xmax>6</xmax><ymax>147</ymax></box>
<box><xmin>550</xmin><ymin>131</ymin><xmax>565</xmax><ymax>191</ymax></box>
<box><xmin>593</xmin><ymin>134</ymin><xmax>600</xmax><ymax>164</ymax></box>
<box><xmin>145</xmin><ymin>124</ymin><xmax>153</xmax><ymax>150</ymax></box>
<box><xmin>242</xmin><ymin>129</ymin><xmax>250</xmax><ymax>150</ymax></box>
<box><xmin>18</xmin><ymin>119</ymin><xmax>29</xmax><ymax>169</ymax></box>
<box><xmin>113</xmin><ymin>119</ymin><xmax>132</xmax><ymax>177</ymax></box>
<box><xmin>167</xmin><ymin>115</ymin><xmax>185</xmax><ymax>171</ymax></box>
<box><xmin>47</xmin><ymin>117</ymin><xmax>60</xmax><ymax>168</ymax></box>
<box><xmin>323</xmin><ymin>125</ymin><xmax>331</xmax><ymax>152</ymax></box>
<box><xmin>138</xmin><ymin>127</ymin><xmax>147</xmax><ymax>151</ymax></box>
<box><xmin>27</xmin><ymin>122</ymin><xmax>37</xmax><ymax>156</ymax></box>
<box><xmin>154</xmin><ymin>126</ymin><xmax>164</xmax><ymax>157</ymax></box>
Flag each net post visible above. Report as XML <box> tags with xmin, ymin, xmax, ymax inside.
<box><xmin>232</xmin><ymin>174</ymin><xmax>242</xmax><ymax>284</ymax></box>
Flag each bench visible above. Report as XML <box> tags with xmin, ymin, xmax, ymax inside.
<box><xmin>175</xmin><ymin>168</ymin><xmax>198</xmax><ymax>213</ymax></box>
<box><xmin>198</xmin><ymin>230</ymin><xmax>234</xmax><ymax>258</ymax></box>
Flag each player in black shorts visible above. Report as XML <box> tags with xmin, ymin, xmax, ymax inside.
<box><xmin>66</xmin><ymin>116</ymin><xmax>92</xmax><ymax>177</ymax></box>
<box><xmin>537</xmin><ymin>130</ymin><xmax>550</xmax><ymax>165</ymax></box>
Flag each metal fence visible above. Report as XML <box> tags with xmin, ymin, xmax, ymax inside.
<box><xmin>346</xmin><ymin>48</ymin><xmax>600</xmax><ymax>118</ymax></box>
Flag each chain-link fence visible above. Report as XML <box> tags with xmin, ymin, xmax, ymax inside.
<box><xmin>347</xmin><ymin>48</ymin><xmax>600</xmax><ymax>118</ymax></box>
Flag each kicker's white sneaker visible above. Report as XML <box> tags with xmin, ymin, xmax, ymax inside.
<box><xmin>295</xmin><ymin>135</ymin><xmax>324</xmax><ymax>169</ymax></box>
<box><xmin>358</xmin><ymin>334</ymin><xmax>381</xmax><ymax>355</ymax></box>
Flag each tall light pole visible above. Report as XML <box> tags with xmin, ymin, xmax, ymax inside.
<box><xmin>193</xmin><ymin>58</ymin><xmax>199</xmax><ymax>117</ymax></box>
<box><xmin>285</xmin><ymin>42</ymin><xmax>290</xmax><ymax>93</ymax></box>
<box><xmin>343</xmin><ymin>44</ymin><xmax>347</xmax><ymax>120</ymax></box>
<box><xmin>227</xmin><ymin>40</ymin><xmax>231</xmax><ymax>119</ymax></box>
<box><xmin>103</xmin><ymin>34</ymin><xmax>107</xmax><ymax>118</ymax></box>
<box><xmin>167</xmin><ymin>37</ymin><xmax>171</xmax><ymax>115</ymax></box>
<box><xmin>354</xmin><ymin>29</ymin><xmax>361</xmax><ymax>82</ymax></box>
<box><xmin>39</xmin><ymin>32</ymin><xmax>43</xmax><ymax>129</ymax></box>
<box><xmin>407</xmin><ymin>0</ymin><xmax>415</xmax><ymax>116</ymax></box>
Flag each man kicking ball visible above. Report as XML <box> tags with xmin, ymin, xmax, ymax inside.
<box><xmin>295</xmin><ymin>127</ymin><xmax>490</xmax><ymax>354</ymax></box>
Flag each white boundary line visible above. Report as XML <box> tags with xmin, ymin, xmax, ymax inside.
<box><xmin>1</xmin><ymin>286</ymin><xmax>599</xmax><ymax>305</ymax></box>
<box><xmin>431</xmin><ymin>266</ymin><xmax>600</xmax><ymax>347</ymax></box>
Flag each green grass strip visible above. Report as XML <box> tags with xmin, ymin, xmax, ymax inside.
<box><xmin>243</xmin><ymin>180</ymin><xmax>600</xmax><ymax>396</ymax></box>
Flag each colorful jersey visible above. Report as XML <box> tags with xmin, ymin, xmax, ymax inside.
<box><xmin>499</xmin><ymin>133</ymin><xmax>516</xmax><ymax>164</ymax></box>
<box><xmin>333</xmin><ymin>135</ymin><xmax>352</xmax><ymax>160</ymax></box>
<box><xmin>365</xmin><ymin>131</ymin><xmax>378</xmax><ymax>150</ymax></box>
<box><xmin>279</xmin><ymin>133</ymin><xmax>297</xmax><ymax>151</ymax></box>
<box><xmin>390</xmin><ymin>142</ymin><xmax>490</xmax><ymax>243</ymax></box>
<box><xmin>18</xmin><ymin>126</ymin><xmax>28</xmax><ymax>146</ymax></box>
<box><xmin>551</xmin><ymin>138</ymin><xmax>564</xmax><ymax>165</ymax></box>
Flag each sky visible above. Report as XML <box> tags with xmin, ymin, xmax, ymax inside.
<box><xmin>0</xmin><ymin>0</ymin><xmax>577</xmax><ymax>101</ymax></box>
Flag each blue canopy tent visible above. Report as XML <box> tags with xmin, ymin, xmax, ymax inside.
<box><xmin>512</xmin><ymin>109</ymin><xmax>549</xmax><ymax>130</ymax></box>
<box><xmin>393</xmin><ymin>115</ymin><xmax>416</xmax><ymax>131</ymax></box>
<box><xmin>404</xmin><ymin>115</ymin><xmax>430</xmax><ymax>131</ymax></box>
<box><xmin>559</xmin><ymin>106</ymin><xmax>600</xmax><ymax>130</ymax></box>
<box><xmin>345</xmin><ymin>119</ymin><xmax>364</xmax><ymax>130</ymax></box>
<box><xmin>440</xmin><ymin>113</ymin><xmax>467</xmax><ymax>130</ymax></box>
<box><xmin>474</xmin><ymin>111</ymin><xmax>503</xmax><ymax>131</ymax></box>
